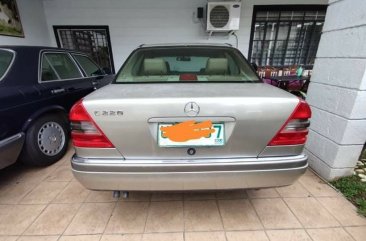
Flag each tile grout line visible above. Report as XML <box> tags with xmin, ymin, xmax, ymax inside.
<box><xmin>7</xmin><ymin>226</ymin><xmax>366</xmax><ymax>236</ymax></box>
<box><xmin>55</xmin><ymin>185</ymin><xmax>90</xmax><ymax>241</ymax></box>
<box><xmin>0</xmin><ymin>183</ymin><xmax>34</xmax><ymax>206</ymax></box>
<box><xmin>297</xmin><ymin>176</ymin><xmax>316</xmax><ymax>197</ymax></box>
<box><xmin>15</xmin><ymin>182</ymin><xmax>39</xmax><ymax>205</ymax></box>
<box><xmin>305</xmin><ymin>227</ymin><xmax>358</xmax><ymax>241</ymax></box>
<box><xmin>313</xmin><ymin>195</ymin><xmax>359</xmax><ymax>229</ymax></box>
<box><xmin>214</xmin><ymin>198</ymin><xmax>228</xmax><ymax>241</ymax></box>
<box><xmin>182</xmin><ymin>199</ymin><xmax>186</xmax><ymax>241</ymax></box>
<box><xmin>3</xmin><ymin>180</ymin><xmax>363</xmax><ymax>239</ymax></box>
<box><xmin>49</xmin><ymin>180</ymin><xmax>73</xmax><ymax>204</ymax></box>
<box><xmin>46</xmin><ymin>225</ymin><xmax>366</xmax><ymax>237</ymax></box>
<box><xmin>247</xmin><ymin>193</ymin><xmax>266</xmax><ymax>237</ymax></box>
<box><xmin>105</xmin><ymin>228</ymin><xmax>317</xmax><ymax>235</ymax></box>
<box><xmin>100</xmin><ymin>198</ymin><xmax>119</xmax><ymax>241</ymax></box>
<box><xmin>17</xmin><ymin>165</ymin><xmax>71</xmax><ymax>205</ymax></box>
<box><xmin>295</xmin><ymin>179</ymin><xmax>313</xmax><ymax>198</ymax></box>
<box><xmin>343</xmin><ymin>226</ymin><xmax>359</xmax><ymax>241</ymax></box>
<box><xmin>298</xmin><ymin>175</ymin><xmax>341</xmax><ymax>198</ymax></box>
<box><xmin>142</xmin><ymin>196</ymin><xmax>153</xmax><ymax>235</ymax></box>
<box><xmin>281</xmin><ymin>196</ymin><xmax>316</xmax><ymax>241</ymax></box>
<box><xmin>16</xmin><ymin>179</ymin><xmax>46</xmax><ymax>205</ymax></box>
<box><xmin>250</xmin><ymin>189</ymin><xmax>280</xmax><ymax>241</ymax></box>
<box><xmin>15</xmin><ymin>166</ymin><xmax>66</xmax><ymax>237</ymax></box>
<box><xmin>51</xmin><ymin>181</ymin><xmax>77</xmax><ymax>205</ymax></box>
<box><xmin>17</xmin><ymin>203</ymin><xmax>48</xmax><ymax>239</ymax></box>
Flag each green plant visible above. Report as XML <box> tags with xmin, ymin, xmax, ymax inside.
<box><xmin>355</xmin><ymin>198</ymin><xmax>366</xmax><ymax>216</ymax></box>
<box><xmin>331</xmin><ymin>175</ymin><xmax>366</xmax><ymax>217</ymax></box>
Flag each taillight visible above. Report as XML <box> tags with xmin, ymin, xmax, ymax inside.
<box><xmin>268</xmin><ymin>99</ymin><xmax>311</xmax><ymax>146</ymax></box>
<box><xmin>69</xmin><ymin>100</ymin><xmax>114</xmax><ymax>148</ymax></box>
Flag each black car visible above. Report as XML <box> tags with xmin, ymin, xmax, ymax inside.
<box><xmin>0</xmin><ymin>46</ymin><xmax>113</xmax><ymax>169</ymax></box>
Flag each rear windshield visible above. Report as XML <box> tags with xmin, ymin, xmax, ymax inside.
<box><xmin>115</xmin><ymin>47</ymin><xmax>260</xmax><ymax>83</ymax></box>
<box><xmin>0</xmin><ymin>49</ymin><xmax>14</xmax><ymax>80</ymax></box>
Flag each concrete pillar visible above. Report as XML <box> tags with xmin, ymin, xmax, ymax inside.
<box><xmin>305</xmin><ymin>0</ymin><xmax>366</xmax><ymax>180</ymax></box>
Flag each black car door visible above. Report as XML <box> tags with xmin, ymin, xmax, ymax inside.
<box><xmin>70</xmin><ymin>53</ymin><xmax>113</xmax><ymax>89</ymax></box>
<box><xmin>38</xmin><ymin>51</ymin><xmax>94</xmax><ymax>111</ymax></box>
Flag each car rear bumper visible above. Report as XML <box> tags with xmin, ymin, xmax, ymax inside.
<box><xmin>72</xmin><ymin>154</ymin><xmax>308</xmax><ymax>191</ymax></box>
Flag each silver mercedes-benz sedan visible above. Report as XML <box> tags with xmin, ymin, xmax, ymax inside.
<box><xmin>70</xmin><ymin>44</ymin><xmax>311</xmax><ymax>192</ymax></box>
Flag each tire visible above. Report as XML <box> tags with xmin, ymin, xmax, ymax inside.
<box><xmin>20</xmin><ymin>113</ymin><xmax>69</xmax><ymax>166</ymax></box>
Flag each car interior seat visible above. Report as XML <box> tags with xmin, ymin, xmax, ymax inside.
<box><xmin>142</xmin><ymin>58</ymin><xmax>167</xmax><ymax>75</ymax></box>
<box><xmin>53</xmin><ymin>65</ymin><xmax>69</xmax><ymax>78</ymax></box>
<box><xmin>205</xmin><ymin>58</ymin><xmax>228</xmax><ymax>75</ymax></box>
<box><xmin>42</xmin><ymin>69</ymin><xmax>58</xmax><ymax>81</ymax></box>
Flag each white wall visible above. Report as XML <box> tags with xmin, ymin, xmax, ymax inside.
<box><xmin>0</xmin><ymin>0</ymin><xmax>50</xmax><ymax>46</ymax></box>
<box><xmin>43</xmin><ymin>0</ymin><xmax>327</xmax><ymax>70</ymax></box>
<box><xmin>305</xmin><ymin>0</ymin><xmax>366</xmax><ymax>180</ymax></box>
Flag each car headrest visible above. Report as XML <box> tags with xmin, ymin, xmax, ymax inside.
<box><xmin>143</xmin><ymin>58</ymin><xmax>167</xmax><ymax>75</ymax></box>
<box><xmin>205</xmin><ymin>58</ymin><xmax>228</xmax><ymax>75</ymax></box>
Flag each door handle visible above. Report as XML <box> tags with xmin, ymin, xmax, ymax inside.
<box><xmin>51</xmin><ymin>88</ymin><xmax>65</xmax><ymax>94</ymax></box>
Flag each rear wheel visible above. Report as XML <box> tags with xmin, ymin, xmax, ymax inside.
<box><xmin>20</xmin><ymin>113</ymin><xmax>69</xmax><ymax>166</ymax></box>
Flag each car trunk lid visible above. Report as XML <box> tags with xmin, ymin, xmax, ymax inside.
<box><xmin>81</xmin><ymin>83</ymin><xmax>299</xmax><ymax>160</ymax></box>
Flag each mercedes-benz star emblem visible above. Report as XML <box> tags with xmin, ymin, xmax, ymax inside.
<box><xmin>184</xmin><ymin>102</ymin><xmax>200</xmax><ymax>117</ymax></box>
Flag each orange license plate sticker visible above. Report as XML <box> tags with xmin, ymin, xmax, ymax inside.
<box><xmin>160</xmin><ymin>120</ymin><xmax>215</xmax><ymax>142</ymax></box>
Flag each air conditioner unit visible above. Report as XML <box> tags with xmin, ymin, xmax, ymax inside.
<box><xmin>206</xmin><ymin>2</ymin><xmax>241</xmax><ymax>32</ymax></box>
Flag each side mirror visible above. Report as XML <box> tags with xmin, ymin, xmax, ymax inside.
<box><xmin>251</xmin><ymin>62</ymin><xmax>258</xmax><ymax>71</ymax></box>
<box><xmin>102</xmin><ymin>67</ymin><xmax>112</xmax><ymax>75</ymax></box>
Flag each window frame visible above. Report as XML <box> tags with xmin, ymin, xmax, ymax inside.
<box><xmin>0</xmin><ymin>48</ymin><xmax>16</xmax><ymax>82</ymax></box>
<box><xmin>248</xmin><ymin>5</ymin><xmax>327</xmax><ymax>68</ymax></box>
<box><xmin>71</xmin><ymin>53</ymin><xmax>104</xmax><ymax>77</ymax></box>
<box><xmin>53</xmin><ymin>25</ymin><xmax>115</xmax><ymax>74</ymax></box>
<box><xmin>113</xmin><ymin>46</ymin><xmax>261</xmax><ymax>84</ymax></box>
<box><xmin>38</xmin><ymin>50</ymin><xmax>86</xmax><ymax>83</ymax></box>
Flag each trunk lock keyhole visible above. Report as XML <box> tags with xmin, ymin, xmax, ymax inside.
<box><xmin>187</xmin><ymin>148</ymin><xmax>196</xmax><ymax>155</ymax></box>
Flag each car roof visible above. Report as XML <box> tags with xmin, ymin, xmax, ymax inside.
<box><xmin>0</xmin><ymin>46</ymin><xmax>89</xmax><ymax>86</ymax></box>
<box><xmin>0</xmin><ymin>45</ymin><xmax>85</xmax><ymax>54</ymax></box>
<box><xmin>138</xmin><ymin>43</ymin><xmax>234</xmax><ymax>48</ymax></box>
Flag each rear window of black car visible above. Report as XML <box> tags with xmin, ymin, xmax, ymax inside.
<box><xmin>115</xmin><ymin>47</ymin><xmax>260</xmax><ymax>83</ymax></box>
<box><xmin>0</xmin><ymin>49</ymin><xmax>14</xmax><ymax>80</ymax></box>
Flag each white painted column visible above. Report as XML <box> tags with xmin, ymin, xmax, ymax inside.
<box><xmin>305</xmin><ymin>0</ymin><xmax>366</xmax><ymax>180</ymax></box>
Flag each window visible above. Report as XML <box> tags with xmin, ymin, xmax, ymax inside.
<box><xmin>116</xmin><ymin>47</ymin><xmax>259</xmax><ymax>83</ymax></box>
<box><xmin>0</xmin><ymin>49</ymin><xmax>14</xmax><ymax>80</ymax></box>
<box><xmin>53</xmin><ymin>26</ymin><xmax>115</xmax><ymax>73</ymax></box>
<box><xmin>41</xmin><ymin>59</ymin><xmax>59</xmax><ymax>81</ymax></box>
<box><xmin>249</xmin><ymin>5</ymin><xmax>327</xmax><ymax>68</ymax></box>
<box><xmin>41</xmin><ymin>53</ymin><xmax>82</xmax><ymax>81</ymax></box>
<box><xmin>73</xmin><ymin>54</ymin><xmax>103</xmax><ymax>76</ymax></box>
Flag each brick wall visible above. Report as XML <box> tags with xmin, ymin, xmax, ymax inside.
<box><xmin>306</xmin><ymin>0</ymin><xmax>366</xmax><ymax>180</ymax></box>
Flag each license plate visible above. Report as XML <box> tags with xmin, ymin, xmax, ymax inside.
<box><xmin>158</xmin><ymin>123</ymin><xmax>225</xmax><ymax>147</ymax></box>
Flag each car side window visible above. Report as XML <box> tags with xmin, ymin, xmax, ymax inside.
<box><xmin>41</xmin><ymin>58</ymin><xmax>59</xmax><ymax>81</ymax></box>
<box><xmin>73</xmin><ymin>54</ymin><xmax>103</xmax><ymax>77</ymax></box>
<box><xmin>41</xmin><ymin>53</ymin><xmax>82</xmax><ymax>81</ymax></box>
<box><xmin>0</xmin><ymin>49</ymin><xmax>14</xmax><ymax>80</ymax></box>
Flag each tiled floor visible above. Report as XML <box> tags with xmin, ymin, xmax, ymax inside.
<box><xmin>0</xmin><ymin>148</ymin><xmax>365</xmax><ymax>241</ymax></box>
